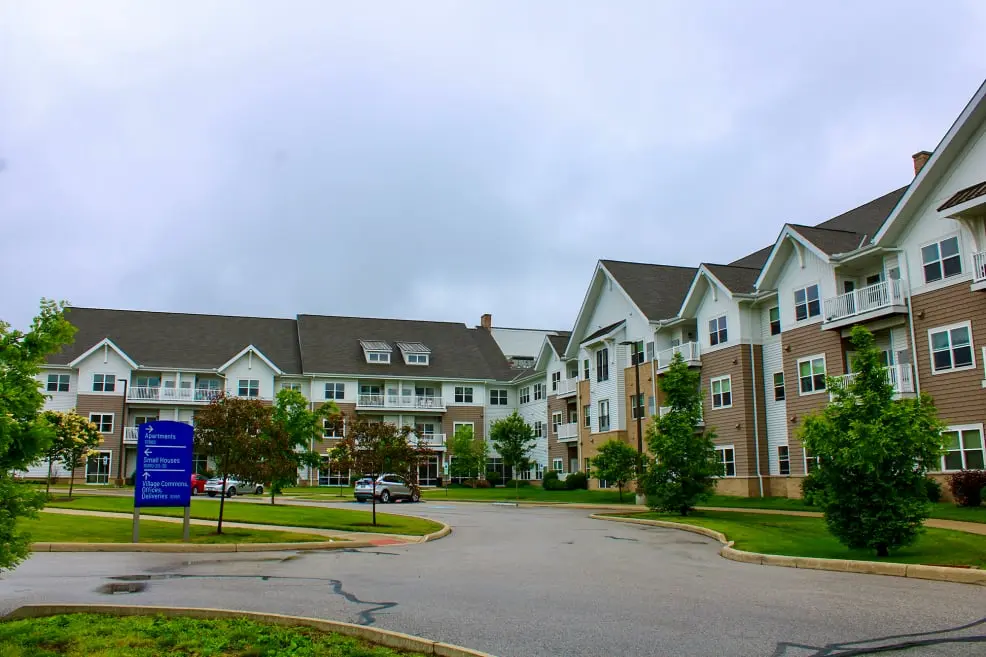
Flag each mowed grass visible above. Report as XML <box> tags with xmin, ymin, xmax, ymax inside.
<box><xmin>624</xmin><ymin>510</ymin><xmax>986</xmax><ymax>568</ymax></box>
<box><xmin>0</xmin><ymin>614</ymin><xmax>422</xmax><ymax>657</ymax></box>
<box><xmin>23</xmin><ymin>513</ymin><xmax>325</xmax><ymax>544</ymax></box>
<box><xmin>45</xmin><ymin>495</ymin><xmax>442</xmax><ymax>536</ymax></box>
<box><xmin>284</xmin><ymin>485</ymin><xmax>638</xmax><ymax>505</ymax></box>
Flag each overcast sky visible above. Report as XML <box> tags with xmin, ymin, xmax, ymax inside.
<box><xmin>2</xmin><ymin>2</ymin><xmax>985</xmax><ymax>332</ymax></box>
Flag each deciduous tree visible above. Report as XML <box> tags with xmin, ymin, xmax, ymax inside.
<box><xmin>591</xmin><ymin>439</ymin><xmax>640</xmax><ymax>502</ymax></box>
<box><xmin>40</xmin><ymin>410</ymin><xmax>101</xmax><ymax>499</ymax></box>
<box><xmin>489</xmin><ymin>412</ymin><xmax>536</xmax><ymax>497</ymax></box>
<box><xmin>447</xmin><ymin>423</ymin><xmax>487</xmax><ymax>482</ymax></box>
<box><xmin>800</xmin><ymin>326</ymin><xmax>945</xmax><ymax>557</ymax></box>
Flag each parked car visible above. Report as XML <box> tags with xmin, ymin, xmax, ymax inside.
<box><xmin>354</xmin><ymin>474</ymin><xmax>420</xmax><ymax>503</ymax></box>
<box><xmin>204</xmin><ymin>477</ymin><xmax>264</xmax><ymax>497</ymax></box>
<box><xmin>190</xmin><ymin>473</ymin><xmax>208</xmax><ymax>495</ymax></box>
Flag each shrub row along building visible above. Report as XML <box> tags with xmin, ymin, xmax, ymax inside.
<box><xmin>29</xmin><ymin>80</ymin><xmax>986</xmax><ymax>496</ymax></box>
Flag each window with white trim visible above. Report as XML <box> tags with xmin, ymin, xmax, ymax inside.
<box><xmin>519</xmin><ymin>387</ymin><xmax>531</xmax><ymax>404</ymax></box>
<box><xmin>88</xmin><ymin>413</ymin><xmax>114</xmax><ymax>433</ymax></box>
<box><xmin>135</xmin><ymin>375</ymin><xmax>160</xmax><ymax>389</ymax></box>
<box><xmin>773</xmin><ymin>372</ymin><xmax>785</xmax><ymax>401</ymax></box>
<box><xmin>583</xmin><ymin>404</ymin><xmax>591</xmax><ymax>428</ymax></box>
<box><xmin>454</xmin><ymin>386</ymin><xmax>473</xmax><ymax>403</ymax></box>
<box><xmin>47</xmin><ymin>374</ymin><xmax>70</xmax><ymax>392</ymax></box>
<box><xmin>630</xmin><ymin>393</ymin><xmax>645</xmax><ymax>420</ymax></box>
<box><xmin>715</xmin><ymin>446</ymin><xmax>735</xmax><ymax>477</ymax></box>
<box><xmin>405</xmin><ymin>353</ymin><xmax>429</xmax><ymax>365</ymax></box>
<box><xmin>711</xmin><ymin>375</ymin><xmax>732</xmax><ymax>409</ymax></box>
<box><xmin>85</xmin><ymin>450</ymin><xmax>112</xmax><ymax>484</ymax></box>
<box><xmin>324</xmin><ymin>382</ymin><xmax>345</xmax><ymax>400</ymax></box>
<box><xmin>798</xmin><ymin>356</ymin><xmax>826</xmax><ymax>394</ymax></box>
<box><xmin>322</xmin><ymin>418</ymin><xmax>343</xmax><ymax>438</ymax></box>
<box><xmin>645</xmin><ymin>341</ymin><xmax>655</xmax><ymax>362</ymax></box>
<box><xmin>921</xmin><ymin>235</ymin><xmax>962</xmax><ymax>284</ymax></box>
<box><xmin>647</xmin><ymin>395</ymin><xmax>656</xmax><ymax>417</ymax></box>
<box><xmin>318</xmin><ymin>456</ymin><xmax>349</xmax><ymax>486</ymax></box>
<box><xmin>533</xmin><ymin>383</ymin><xmax>545</xmax><ymax>401</ymax></box>
<box><xmin>281</xmin><ymin>382</ymin><xmax>301</xmax><ymax>392</ymax></box>
<box><xmin>367</xmin><ymin>351</ymin><xmax>390</xmax><ymax>363</ymax></box>
<box><xmin>552</xmin><ymin>412</ymin><xmax>563</xmax><ymax>434</ymax></box>
<box><xmin>940</xmin><ymin>426</ymin><xmax>984</xmax><ymax>471</ymax></box>
<box><xmin>709</xmin><ymin>315</ymin><xmax>728</xmax><ymax>346</ymax></box>
<box><xmin>794</xmin><ymin>284</ymin><xmax>820</xmax><ymax>321</ymax></box>
<box><xmin>92</xmin><ymin>374</ymin><xmax>116</xmax><ymax>392</ymax></box>
<box><xmin>533</xmin><ymin>421</ymin><xmax>543</xmax><ymax>438</ymax></box>
<box><xmin>768</xmin><ymin>306</ymin><xmax>781</xmax><ymax>336</ymax></box>
<box><xmin>777</xmin><ymin>445</ymin><xmax>790</xmax><ymax>475</ymax></box>
<box><xmin>598</xmin><ymin>400</ymin><xmax>610</xmax><ymax>432</ymax></box>
<box><xmin>551</xmin><ymin>372</ymin><xmax>561</xmax><ymax>391</ymax></box>
<box><xmin>583</xmin><ymin>359</ymin><xmax>590</xmax><ymax>380</ymax></box>
<box><xmin>552</xmin><ymin>458</ymin><xmax>563</xmax><ymax>472</ymax></box>
<box><xmin>238</xmin><ymin>379</ymin><xmax>260</xmax><ymax>397</ymax></box>
<box><xmin>805</xmin><ymin>448</ymin><xmax>819</xmax><ymax>473</ymax></box>
<box><xmin>629</xmin><ymin>341</ymin><xmax>645</xmax><ymax>366</ymax></box>
<box><xmin>596</xmin><ymin>348</ymin><xmax>609</xmax><ymax>382</ymax></box>
<box><xmin>490</xmin><ymin>389</ymin><xmax>508</xmax><ymax>406</ymax></box>
<box><xmin>929</xmin><ymin>323</ymin><xmax>975</xmax><ymax>373</ymax></box>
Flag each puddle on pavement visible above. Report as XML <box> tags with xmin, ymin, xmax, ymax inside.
<box><xmin>98</xmin><ymin>582</ymin><xmax>147</xmax><ymax>594</ymax></box>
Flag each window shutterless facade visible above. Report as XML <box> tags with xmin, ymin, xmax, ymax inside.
<box><xmin>88</xmin><ymin>413</ymin><xmax>114</xmax><ymax>433</ymax></box>
<box><xmin>454</xmin><ymin>386</ymin><xmax>473</xmax><ymax>403</ymax></box>
<box><xmin>135</xmin><ymin>375</ymin><xmax>160</xmax><ymax>389</ymax></box>
<box><xmin>238</xmin><ymin>379</ymin><xmax>260</xmax><ymax>397</ymax></box>
<box><xmin>939</xmin><ymin>425</ymin><xmax>984</xmax><ymax>471</ymax></box>
<box><xmin>92</xmin><ymin>373</ymin><xmax>116</xmax><ymax>392</ymax></box>
<box><xmin>768</xmin><ymin>306</ymin><xmax>781</xmax><ymax>336</ymax></box>
<box><xmin>645</xmin><ymin>341</ymin><xmax>655</xmax><ymax>362</ymax></box>
<box><xmin>630</xmin><ymin>393</ymin><xmax>645</xmax><ymax>419</ymax></box>
<box><xmin>921</xmin><ymin>235</ymin><xmax>962</xmax><ymax>284</ymax></box>
<box><xmin>47</xmin><ymin>373</ymin><xmax>70</xmax><ymax>392</ymax></box>
<box><xmin>583</xmin><ymin>404</ymin><xmax>591</xmax><ymax>428</ymax></box>
<box><xmin>709</xmin><ymin>315</ymin><xmax>728</xmax><ymax>346</ymax></box>
<box><xmin>794</xmin><ymin>284</ymin><xmax>820</xmax><ymax>321</ymax></box>
<box><xmin>798</xmin><ymin>355</ymin><xmax>826</xmax><ymax>394</ymax></box>
<box><xmin>322</xmin><ymin>418</ymin><xmax>343</xmax><ymax>438</ymax></box>
<box><xmin>929</xmin><ymin>322</ymin><xmax>975</xmax><ymax>374</ymax></box>
<box><xmin>519</xmin><ymin>387</ymin><xmax>530</xmax><ymax>404</ymax></box>
<box><xmin>711</xmin><ymin>375</ymin><xmax>732</xmax><ymax>409</ymax></box>
<box><xmin>534</xmin><ymin>383</ymin><xmax>545</xmax><ymax>400</ymax></box>
<box><xmin>804</xmin><ymin>449</ymin><xmax>819</xmax><ymax>473</ymax></box>
<box><xmin>596</xmin><ymin>348</ymin><xmax>609</xmax><ymax>382</ymax></box>
<box><xmin>367</xmin><ymin>351</ymin><xmax>390</xmax><ymax>363</ymax></box>
<box><xmin>406</xmin><ymin>353</ymin><xmax>429</xmax><ymax>365</ymax></box>
<box><xmin>85</xmin><ymin>450</ymin><xmax>112</xmax><ymax>484</ymax></box>
<box><xmin>629</xmin><ymin>341</ymin><xmax>644</xmax><ymax>366</ymax></box>
<box><xmin>773</xmin><ymin>372</ymin><xmax>785</xmax><ymax>401</ymax></box>
<box><xmin>551</xmin><ymin>372</ymin><xmax>561</xmax><ymax>391</ymax></box>
<box><xmin>777</xmin><ymin>445</ymin><xmax>790</xmax><ymax>475</ymax></box>
<box><xmin>583</xmin><ymin>359</ymin><xmax>590</xmax><ymax>380</ymax></box>
<box><xmin>324</xmin><ymin>382</ymin><xmax>345</xmax><ymax>399</ymax></box>
<box><xmin>281</xmin><ymin>382</ymin><xmax>301</xmax><ymax>391</ymax></box>
<box><xmin>552</xmin><ymin>412</ymin><xmax>562</xmax><ymax>434</ymax></box>
<box><xmin>534</xmin><ymin>421</ymin><xmax>543</xmax><ymax>438</ymax></box>
<box><xmin>552</xmin><ymin>458</ymin><xmax>563</xmax><ymax>472</ymax></box>
<box><xmin>490</xmin><ymin>389</ymin><xmax>508</xmax><ymax>405</ymax></box>
<box><xmin>715</xmin><ymin>446</ymin><xmax>735</xmax><ymax>477</ymax></box>
<box><xmin>598</xmin><ymin>400</ymin><xmax>610</xmax><ymax>432</ymax></box>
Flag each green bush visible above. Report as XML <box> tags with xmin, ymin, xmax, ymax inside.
<box><xmin>565</xmin><ymin>472</ymin><xmax>588</xmax><ymax>490</ymax></box>
<box><xmin>504</xmin><ymin>479</ymin><xmax>531</xmax><ymax>488</ymax></box>
<box><xmin>485</xmin><ymin>472</ymin><xmax>503</xmax><ymax>486</ymax></box>
<box><xmin>542</xmin><ymin>470</ymin><xmax>564</xmax><ymax>490</ymax></box>
<box><xmin>924</xmin><ymin>477</ymin><xmax>943</xmax><ymax>503</ymax></box>
<box><xmin>949</xmin><ymin>470</ymin><xmax>986</xmax><ymax>507</ymax></box>
<box><xmin>800</xmin><ymin>473</ymin><xmax>826</xmax><ymax>507</ymax></box>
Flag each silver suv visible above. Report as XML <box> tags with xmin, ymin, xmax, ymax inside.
<box><xmin>354</xmin><ymin>474</ymin><xmax>420</xmax><ymax>503</ymax></box>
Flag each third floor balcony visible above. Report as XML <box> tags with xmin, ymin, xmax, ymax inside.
<box><xmin>973</xmin><ymin>250</ymin><xmax>986</xmax><ymax>288</ymax></box>
<box><xmin>822</xmin><ymin>279</ymin><xmax>907</xmax><ymax>330</ymax></box>
<box><xmin>356</xmin><ymin>393</ymin><xmax>446</xmax><ymax>411</ymax></box>
<box><xmin>553</xmin><ymin>377</ymin><xmax>578</xmax><ymax>398</ymax></box>
<box><xmin>656</xmin><ymin>342</ymin><xmax>701</xmax><ymax>372</ymax></box>
<box><xmin>557</xmin><ymin>422</ymin><xmax>579</xmax><ymax>443</ymax></box>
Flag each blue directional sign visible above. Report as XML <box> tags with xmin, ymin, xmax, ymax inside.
<box><xmin>135</xmin><ymin>420</ymin><xmax>193</xmax><ymax>508</ymax></box>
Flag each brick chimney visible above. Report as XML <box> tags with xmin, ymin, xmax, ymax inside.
<box><xmin>480</xmin><ymin>313</ymin><xmax>492</xmax><ymax>330</ymax></box>
<box><xmin>912</xmin><ymin>150</ymin><xmax>932</xmax><ymax>176</ymax></box>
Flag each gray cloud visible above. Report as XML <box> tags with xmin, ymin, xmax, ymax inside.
<box><xmin>2</xmin><ymin>1</ymin><xmax>985</xmax><ymax>331</ymax></box>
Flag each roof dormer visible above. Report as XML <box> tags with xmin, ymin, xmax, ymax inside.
<box><xmin>359</xmin><ymin>340</ymin><xmax>392</xmax><ymax>364</ymax></box>
<box><xmin>396</xmin><ymin>341</ymin><xmax>431</xmax><ymax>366</ymax></box>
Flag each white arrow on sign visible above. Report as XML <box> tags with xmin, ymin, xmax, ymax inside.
<box><xmin>144</xmin><ymin>448</ymin><xmax>151</xmax><ymax>457</ymax></box>
<box><xmin>142</xmin><ymin>472</ymin><xmax>151</xmax><ymax>480</ymax></box>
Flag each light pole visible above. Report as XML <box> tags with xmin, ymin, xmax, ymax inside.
<box><xmin>620</xmin><ymin>340</ymin><xmax>645</xmax><ymax>504</ymax></box>
<box><xmin>116</xmin><ymin>377</ymin><xmax>129</xmax><ymax>486</ymax></box>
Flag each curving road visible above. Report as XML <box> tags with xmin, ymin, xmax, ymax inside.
<box><xmin>2</xmin><ymin>501</ymin><xmax>984</xmax><ymax>656</ymax></box>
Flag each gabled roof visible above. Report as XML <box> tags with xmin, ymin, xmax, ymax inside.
<box><xmin>580</xmin><ymin>320</ymin><xmax>625</xmax><ymax>345</ymax></box>
<box><xmin>728</xmin><ymin>244</ymin><xmax>773</xmax><ymax>270</ymax></box>
<box><xmin>600</xmin><ymin>260</ymin><xmax>698</xmax><ymax>321</ymax></box>
<box><xmin>217</xmin><ymin>345</ymin><xmax>283</xmax><ymax>375</ymax></box>
<box><xmin>49</xmin><ymin>307</ymin><xmax>303</xmax><ymax>373</ymax></box>
<box><xmin>67</xmin><ymin>337</ymin><xmax>139</xmax><ymax>369</ymax></box>
<box><xmin>876</xmin><ymin>79</ymin><xmax>986</xmax><ymax>244</ymax></box>
<box><xmin>703</xmin><ymin>264</ymin><xmax>760</xmax><ymax>294</ymax></box>
<box><xmin>815</xmin><ymin>187</ymin><xmax>907</xmax><ymax>236</ymax></box>
<box><xmin>297</xmin><ymin>314</ymin><xmax>513</xmax><ymax>380</ymax></box>
<box><xmin>787</xmin><ymin>224</ymin><xmax>868</xmax><ymax>256</ymax></box>
<box><xmin>546</xmin><ymin>332</ymin><xmax>571</xmax><ymax>357</ymax></box>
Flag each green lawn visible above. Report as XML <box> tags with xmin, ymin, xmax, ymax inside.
<box><xmin>24</xmin><ymin>513</ymin><xmax>326</xmax><ymax>544</ymax></box>
<box><xmin>623</xmin><ymin>510</ymin><xmax>986</xmax><ymax>568</ymax></box>
<box><xmin>284</xmin><ymin>485</ymin><xmax>638</xmax><ymax>505</ymax></box>
<box><xmin>0</xmin><ymin>614</ymin><xmax>421</xmax><ymax>656</ymax></box>
<box><xmin>45</xmin><ymin>496</ymin><xmax>442</xmax><ymax>536</ymax></box>
<box><xmin>699</xmin><ymin>494</ymin><xmax>986</xmax><ymax>523</ymax></box>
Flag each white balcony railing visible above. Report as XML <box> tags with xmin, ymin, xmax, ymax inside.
<box><xmin>357</xmin><ymin>394</ymin><xmax>445</xmax><ymax>410</ymax></box>
<box><xmin>554</xmin><ymin>377</ymin><xmax>578</xmax><ymax>397</ymax></box>
<box><xmin>557</xmin><ymin>422</ymin><xmax>579</xmax><ymax>442</ymax></box>
<box><xmin>823</xmin><ymin>280</ymin><xmax>905</xmax><ymax>324</ymax></box>
<box><xmin>834</xmin><ymin>363</ymin><xmax>915</xmax><ymax>395</ymax></box>
<box><xmin>656</xmin><ymin>342</ymin><xmax>701</xmax><ymax>370</ymax></box>
<box><xmin>128</xmin><ymin>386</ymin><xmax>222</xmax><ymax>403</ymax></box>
<box><xmin>411</xmin><ymin>433</ymin><xmax>446</xmax><ymax>448</ymax></box>
<box><xmin>123</xmin><ymin>427</ymin><xmax>139</xmax><ymax>444</ymax></box>
<box><xmin>974</xmin><ymin>251</ymin><xmax>986</xmax><ymax>283</ymax></box>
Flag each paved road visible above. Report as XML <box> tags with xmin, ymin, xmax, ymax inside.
<box><xmin>2</xmin><ymin>502</ymin><xmax>984</xmax><ymax>656</ymax></box>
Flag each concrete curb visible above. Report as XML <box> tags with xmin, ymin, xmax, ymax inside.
<box><xmin>590</xmin><ymin>514</ymin><xmax>986</xmax><ymax>586</ymax></box>
<box><xmin>422</xmin><ymin>523</ymin><xmax>452</xmax><ymax>543</ymax></box>
<box><xmin>1</xmin><ymin>604</ymin><xmax>494</xmax><ymax>657</ymax></box>
<box><xmin>30</xmin><ymin>539</ymin><xmax>376</xmax><ymax>553</ymax></box>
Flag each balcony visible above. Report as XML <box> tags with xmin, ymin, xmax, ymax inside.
<box><xmin>557</xmin><ymin>422</ymin><xmax>579</xmax><ymax>443</ymax></box>
<box><xmin>973</xmin><ymin>251</ymin><xmax>986</xmax><ymax>289</ymax></box>
<box><xmin>822</xmin><ymin>280</ymin><xmax>907</xmax><ymax>329</ymax></box>
<box><xmin>411</xmin><ymin>433</ymin><xmax>446</xmax><ymax>449</ymax></box>
<box><xmin>554</xmin><ymin>377</ymin><xmax>578</xmax><ymax>398</ymax></box>
<box><xmin>356</xmin><ymin>394</ymin><xmax>446</xmax><ymax>411</ymax></box>
<box><xmin>128</xmin><ymin>386</ymin><xmax>222</xmax><ymax>403</ymax></box>
<box><xmin>656</xmin><ymin>342</ymin><xmax>701</xmax><ymax>372</ymax></box>
<box><xmin>833</xmin><ymin>363</ymin><xmax>915</xmax><ymax>397</ymax></box>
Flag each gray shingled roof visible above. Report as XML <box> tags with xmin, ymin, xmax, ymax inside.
<box><xmin>547</xmin><ymin>332</ymin><xmax>571</xmax><ymax>356</ymax></box>
<box><xmin>728</xmin><ymin>244</ymin><xmax>773</xmax><ymax>270</ymax></box>
<box><xmin>789</xmin><ymin>225</ymin><xmax>867</xmax><ymax>256</ymax></box>
<box><xmin>704</xmin><ymin>264</ymin><xmax>760</xmax><ymax>294</ymax></box>
<box><xmin>580</xmin><ymin>320</ymin><xmax>625</xmax><ymax>344</ymax></box>
<box><xmin>297</xmin><ymin>315</ymin><xmax>514</xmax><ymax>380</ymax></box>
<box><xmin>600</xmin><ymin>260</ymin><xmax>698</xmax><ymax>321</ymax></box>
<box><xmin>815</xmin><ymin>186</ymin><xmax>906</xmax><ymax>236</ymax></box>
<box><xmin>50</xmin><ymin>307</ymin><xmax>303</xmax><ymax>373</ymax></box>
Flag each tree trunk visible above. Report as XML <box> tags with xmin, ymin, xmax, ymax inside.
<box><xmin>618</xmin><ymin>484</ymin><xmax>623</xmax><ymax>503</ymax></box>
<box><xmin>680</xmin><ymin>505</ymin><xmax>688</xmax><ymax>517</ymax></box>
<box><xmin>68</xmin><ymin>463</ymin><xmax>75</xmax><ymax>500</ymax></box>
<box><xmin>217</xmin><ymin>473</ymin><xmax>228</xmax><ymax>534</ymax></box>
<box><xmin>270</xmin><ymin>484</ymin><xmax>275</xmax><ymax>505</ymax></box>
<box><xmin>876</xmin><ymin>543</ymin><xmax>889</xmax><ymax>557</ymax></box>
<box><xmin>46</xmin><ymin>458</ymin><xmax>53</xmax><ymax>497</ymax></box>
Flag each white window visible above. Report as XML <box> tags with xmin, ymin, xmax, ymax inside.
<box><xmin>940</xmin><ymin>425</ymin><xmax>984</xmax><ymax>471</ymax></box>
<box><xmin>367</xmin><ymin>351</ymin><xmax>390</xmax><ymax>363</ymax></box>
<box><xmin>533</xmin><ymin>383</ymin><xmax>545</xmax><ymax>401</ymax></box>
<box><xmin>709</xmin><ymin>315</ymin><xmax>728</xmax><ymax>346</ymax></box>
<box><xmin>490</xmin><ymin>389</ymin><xmax>508</xmax><ymax>406</ymax></box>
<box><xmin>929</xmin><ymin>322</ymin><xmax>975</xmax><ymax>374</ymax></box>
<box><xmin>552</xmin><ymin>412</ymin><xmax>562</xmax><ymax>434</ymax></box>
<box><xmin>406</xmin><ymin>353</ymin><xmax>429</xmax><ymax>365</ymax></box>
<box><xmin>598</xmin><ymin>400</ymin><xmax>610</xmax><ymax>432</ymax></box>
<box><xmin>46</xmin><ymin>374</ymin><xmax>70</xmax><ymax>392</ymax></box>
<box><xmin>773</xmin><ymin>372</ymin><xmax>785</xmax><ymax>401</ymax></box>
<box><xmin>318</xmin><ymin>456</ymin><xmax>349</xmax><ymax>486</ymax></box>
<box><xmin>519</xmin><ymin>387</ymin><xmax>531</xmax><ymax>404</ymax></box>
<box><xmin>552</xmin><ymin>458</ymin><xmax>563</xmax><ymax>472</ymax></box>
<box><xmin>794</xmin><ymin>284</ymin><xmax>820</xmax><ymax>321</ymax></box>
<box><xmin>711</xmin><ymin>376</ymin><xmax>732</xmax><ymax>409</ymax></box>
<box><xmin>645</xmin><ymin>341</ymin><xmax>655</xmax><ymax>362</ymax></box>
<box><xmin>583</xmin><ymin>359</ymin><xmax>590</xmax><ymax>380</ymax></box>
<box><xmin>583</xmin><ymin>404</ymin><xmax>591</xmax><ymax>428</ymax></box>
<box><xmin>88</xmin><ymin>413</ymin><xmax>114</xmax><ymax>433</ymax></box>
<box><xmin>647</xmin><ymin>394</ymin><xmax>656</xmax><ymax>417</ymax></box>
<box><xmin>596</xmin><ymin>348</ymin><xmax>609</xmax><ymax>382</ymax></box>
<box><xmin>551</xmin><ymin>372</ymin><xmax>561</xmax><ymax>391</ymax></box>
<box><xmin>322</xmin><ymin>418</ymin><xmax>343</xmax><ymax>438</ymax></box>
<box><xmin>777</xmin><ymin>445</ymin><xmax>790</xmax><ymax>475</ymax></box>
<box><xmin>629</xmin><ymin>341</ymin><xmax>645</xmax><ymax>366</ymax></box>
<box><xmin>135</xmin><ymin>375</ymin><xmax>160</xmax><ymax>389</ymax></box>
<box><xmin>238</xmin><ymin>379</ymin><xmax>260</xmax><ymax>397</ymax></box>
<box><xmin>324</xmin><ymin>382</ymin><xmax>345</xmax><ymax>400</ymax></box>
<box><xmin>280</xmin><ymin>382</ymin><xmax>301</xmax><ymax>392</ymax></box>
<box><xmin>630</xmin><ymin>393</ymin><xmax>645</xmax><ymax>419</ymax></box>
<box><xmin>92</xmin><ymin>374</ymin><xmax>116</xmax><ymax>392</ymax></box>
<box><xmin>85</xmin><ymin>450</ymin><xmax>112</xmax><ymax>484</ymax></box>
<box><xmin>805</xmin><ymin>448</ymin><xmax>819</xmax><ymax>474</ymax></box>
<box><xmin>798</xmin><ymin>355</ymin><xmax>826</xmax><ymax>394</ymax></box>
<box><xmin>715</xmin><ymin>446</ymin><xmax>736</xmax><ymax>477</ymax></box>
<box><xmin>921</xmin><ymin>235</ymin><xmax>962</xmax><ymax>284</ymax></box>
<box><xmin>768</xmin><ymin>306</ymin><xmax>781</xmax><ymax>336</ymax></box>
<box><xmin>454</xmin><ymin>386</ymin><xmax>473</xmax><ymax>403</ymax></box>
<box><xmin>452</xmin><ymin>421</ymin><xmax>474</xmax><ymax>439</ymax></box>
<box><xmin>534</xmin><ymin>421</ymin><xmax>543</xmax><ymax>438</ymax></box>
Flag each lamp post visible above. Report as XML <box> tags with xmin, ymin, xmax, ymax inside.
<box><xmin>116</xmin><ymin>377</ymin><xmax>129</xmax><ymax>486</ymax></box>
<box><xmin>620</xmin><ymin>340</ymin><xmax>646</xmax><ymax>505</ymax></box>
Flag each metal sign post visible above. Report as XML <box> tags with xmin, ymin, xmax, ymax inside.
<box><xmin>133</xmin><ymin>420</ymin><xmax>194</xmax><ymax>543</ymax></box>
